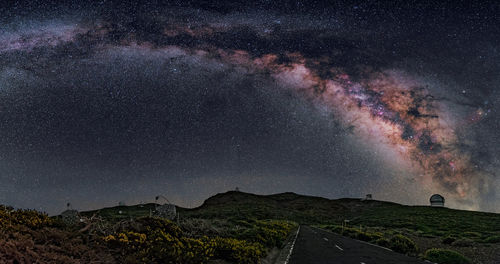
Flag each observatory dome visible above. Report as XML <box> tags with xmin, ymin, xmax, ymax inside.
<box><xmin>430</xmin><ymin>194</ymin><xmax>445</xmax><ymax>207</ymax></box>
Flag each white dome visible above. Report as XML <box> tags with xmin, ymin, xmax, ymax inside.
<box><xmin>430</xmin><ymin>194</ymin><xmax>444</xmax><ymax>202</ymax></box>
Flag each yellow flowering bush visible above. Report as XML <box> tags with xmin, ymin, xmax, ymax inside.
<box><xmin>181</xmin><ymin>237</ymin><xmax>216</xmax><ymax>262</ymax></box>
<box><xmin>102</xmin><ymin>218</ymin><xmax>212</xmax><ymax>263</ymax></box>
<box><xmin>0</xmin><ymin>205</ymin><xmax>297</xmax><ymax>263</ymax></box>
<box><xmin>102</xmin><ymin>234</ymin><xmax>116</xmax><ymax>242</ymax></box>
<box><xmin>234</xmin><ymin>219</ymin><xmax>297</xmax><ymax>248</ymax></box>
<box><xmin>0</xmin><ymin>205</ymin><xmax>54</xmax><ymax>231</ymax></box>
<box><xmin>101</xmin><ymin>217</ymin><xmax>277</xmax><ymax>263</ymax></box>
<box><xmin>211</xmin><ymin>237</ymin><xmax>265</xmax><ymax>264</ymax></box>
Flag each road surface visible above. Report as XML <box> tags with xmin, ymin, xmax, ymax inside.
<box><xmin>287</xmin><ymin>226</ymin><xmax>427</xmax><ymax>264</ymax></box>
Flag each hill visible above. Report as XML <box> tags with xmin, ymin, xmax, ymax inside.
<box><xmin>79</xmin><ymin>191</ymin><xmax>397</xmax><ymax>223</ymax></box>
<box><xmin>182</xmin><ymin>191</ymin><xmax>499</xmax><ymax>238</ymax></box>
<box><xmin>81</xmin><ymin>191</ymin><xmax>500</xmax><ymax>243</ymax></box>
<box><xmin>181</xmin><ymin>191</ymin><xmax>398</xmax><ymax>223</ymax></box>
<box><xmin>80</xmin><ymin>191</ymin><xmax>500</xmax><ymax>233</ymax></box>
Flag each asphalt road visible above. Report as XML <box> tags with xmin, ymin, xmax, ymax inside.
<box><xmin>287</xmin><ymin>226</ymin><xmax>428</xmax><ymax>264</ymax></box>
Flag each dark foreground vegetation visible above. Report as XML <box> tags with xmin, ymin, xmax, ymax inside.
<box><xmin>1</xmin><ymin>191</ymin><xmax>499</xmax><ymax>263</ymax></box>
<box><xmin>0</xmin><ymin>203</ymin><xmax>296</xmax><ymax>263</ymax></box>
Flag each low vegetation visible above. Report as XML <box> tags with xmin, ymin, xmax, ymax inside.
<box><xmin>102</xmin><ymin>217</ymin><xmax>267</xmax><ymax>264</ymax></box>
<box><xmin>424</xmin><ymin>248</ymin><xmax>471</xmax><ymax>264</ymax></box>
<box><xmin>0</xmin><ymin>206</ymin><xmax>115</xmax><ymax>263</ymax></box>
<box><xmin>389</xmin><ymin>234</ymin><xmax>418</xmax><ymax>255</ymax></box>
<box><xmin>1</xmin><ymin>191</ymin><xmax>499</xmax><ymax>263</ymax></box>
<box><xmin>0</xmin><ymin>204</ymin><xmax>297</xmax><ymax>263</ymax></box>
<box><xmin>102</xmin><ymin>217</ymin><xmax>296</xmax><ymax>263</ymax></box>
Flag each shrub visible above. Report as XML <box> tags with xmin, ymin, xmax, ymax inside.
<box><xmin>367</xmin><ymin>232</ymin><xmax>383</xmax><ymax>242</ymax></box>
<box><xmin>0</xmin><ymin>206</ymin><xmax>54</xmax><ymax>231</ymax></box>
<box><xmin>0</xmin><ymin>217</ymin><xmax>115</xmax><ymax>263</ymax></box>
<box><xmin>388</xmin><ymin>235</ymin><xmax>417</xmax><ymax>254</ymax></box>
<box><xmin>341</xmin><ymin>227</ymin><xmax>360</xmax><ymax>238</ymax></box>
<box><xmin>102</xmin><ymin>217</ymin><xmax>281</xmax><ymax>263</ymax></box>
<box><xmin>181</xmin><ymin>237</ymin><xmax>217</xmax><ymax>263</ymax></box>
<box><xmin>212</xmin><ymin>237</ymin><xmax>265</xmax><ymax>264</ymax></box>
<box><xmin>233</xmin><ymin>220</ymin><xmax>296</xmax><ymax>248</ymax></box>
<box><xmin>375</xmin><ymin>238</ymin><xmax>391</xmax><ymax>248</ymax></box>
<box><xmin>424</xmin><ymin>248</ymin><xmax>471</xmax><ymax>264</ymax></box>
<box><xmin>354</xmin><ymin>231</ymin><xmax>372</xmax><ymax>241</ymax></box>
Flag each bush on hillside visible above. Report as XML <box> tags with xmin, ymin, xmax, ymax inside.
<box><xmin>424</xmin><ymin>248</ymin><xmax>471</xmax><ymax>264</ymax></box>
<box><xmin>211</xmin><ymin>237</ymin><xmax>264</xmax><ymax>264</ymax></box>
<box><xmin>0</xmin><ymin>206</ymin><xmax>54</xmax><ymax>231</ymax></box>
<box><xmin>102</xmin><ymin>217</ymin><xmax>296</xmax><ymax>263</ymax></box>
<box><xmin>375</xmin><ymin>238</ymin><xmax>391</xmax><ymax>248</ymax></box>
<box><xmin>0</xmin><ymin>205</ymin><xmax>115</xmax><ymax>263</ymax></box>
<box><xmin>235</xmin><ymin>220</ymin><xmax>296</xmax><ymax>248</ymax></box>
<box><xmin>388</xmin><ymin>234</ymin><xmax>417</xmax><ymax>255</ymax></box>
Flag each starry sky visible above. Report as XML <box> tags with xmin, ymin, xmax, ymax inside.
<box><xmin>1</xmin><ymin>0</ymin><xmax>499</xmax><ymax>215</ymax></box>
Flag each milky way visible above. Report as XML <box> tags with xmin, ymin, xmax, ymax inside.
<box><xmin>1</xmin><ymin>2</ymin><xmax>499</xmax><ymax>213</ymax></box>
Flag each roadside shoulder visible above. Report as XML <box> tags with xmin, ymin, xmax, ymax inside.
<box><xmin>271</xmin><ymin>225</ymin><xmax>301</xmax><ymax>264</ymax></box>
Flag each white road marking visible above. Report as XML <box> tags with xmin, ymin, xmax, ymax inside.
<box><xmin>284</xmin><ymin>226</ymin><xmax>300</xmax><ymax>264</ymax></box>
<box><xmin>323</xmin><ymin>237</ymin><xmax>328</xmax><ymax>241</ymax></box>
<box><xmin>361</xmin><ymin>262</ymin><xmax>366</xmax><ymax>264</ymax></box>
<box><xmin>312</xmin><ymin>226</ymin><xmax>392</xmax><ymax>252</ymax></box>
<box><xmin>335</xmin><ymin>244</ymin><xmax>344</xmax><ymax>251</ymax></box>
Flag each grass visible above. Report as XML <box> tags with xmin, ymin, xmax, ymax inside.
<box><xmin>345</xmin><ymin>204</ymin><xmax>500</xmax><ymax>243</ymax></box>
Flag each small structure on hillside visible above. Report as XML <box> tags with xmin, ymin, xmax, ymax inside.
<box><xmin>154</xmin><ymin>195</ymin><xmax>177</xmax><ymax>220</ymax></box>
<box><xmin>361</xmin><ymin>194</ymin><xmax>372</xmax><ymax>201</ymax></box>
<box><xmin>61</xmin><ymin>203</ymin><xmax>80</xmax><ymax>225</ymax></box>
<box><xmin>430</xmin><ymin>194</ymin><xmax>445</xmax><ymax>207</ymax></box>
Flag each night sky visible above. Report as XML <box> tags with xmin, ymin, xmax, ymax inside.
<box><xmin>1</xmin><ymin>1</ymin><xmax>499</xmax><ymax>215</ymax></box>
